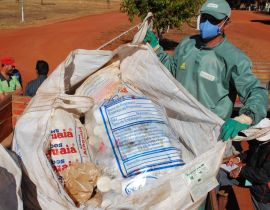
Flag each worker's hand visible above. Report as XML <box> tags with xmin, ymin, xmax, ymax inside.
<box><xmin>144</xmin><ymin>29</ymin><xmax>159</xmax><ymax>48</ymax></box>
<box><xmin>226</xmin><ymin>157</ymin><xmax>240</xmax><ymax>166</ymax></box>
<box><xmin>229</xmin><ymin>167</ymin><xmax>241</xmax><ymax>178</ymax></box>
<box><xmin>221</xmin><ymin>118</ymin><xmax>250</xmax><ymax>141</ymax></box>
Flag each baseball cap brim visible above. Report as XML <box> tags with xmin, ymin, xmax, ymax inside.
<box><xmin>201</xmin><ymin>11</ymin><xmax>227</xmax><ymax>20</ymax></box>
<box><xmin>0</xmin><ymin>57</ymin><xmax>15</xmax><ymax>66</ymax></box>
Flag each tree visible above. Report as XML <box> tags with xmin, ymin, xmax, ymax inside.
<box><xmin>120</xmin><ymin>0</ymin><xmax>205</xmax><ymax>37</ymax></box>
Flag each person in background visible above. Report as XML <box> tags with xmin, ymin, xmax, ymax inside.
<box><xmin>9</xmin><ymin>67</ymin><xmax>23</xmax><ymax>87</ymax></box>
<box><xmin>144</xmin><ymin>0</ymin><xmax>268</xmax><ymax>141</ymax></box>
<box><xmin>225</xmin><ymin>139</ymin><xmax>270</xmax><ymax>210</ymax></box>
<box><xmin>25</xmin><ymin>60</ymin><xmax>49</xmax><ymax>97</ymax></box>
<box><xmin>0</xmin><ymin>56</ymin><xmax>22</xmax><ymax>102</ymax></box>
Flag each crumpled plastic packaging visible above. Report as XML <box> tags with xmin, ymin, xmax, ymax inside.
<box><xmin>61</xmin><ymin>162</ymin><xmax>102</xmax><ymax>207</ymax></box>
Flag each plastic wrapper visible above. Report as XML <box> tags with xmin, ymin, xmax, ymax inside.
<box><xmin>46</xmin><ymin>109</ymin><xmax>92</xmax><ymax>181</ymax></box>
<box><xmin>76</xmin><ymin>63</ymin><xmax>185</xmax><ymax>197</ymax></box>
<box><xmin>46</xmin><ymin>109</ymin><xmax>103</xmax><ymax>206</ymax></box>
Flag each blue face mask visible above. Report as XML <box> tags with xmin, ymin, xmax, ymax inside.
<box><xmin>199</xmin><ymin>20</ymin><xmax>221</xmax><ymax>40</ymax></box>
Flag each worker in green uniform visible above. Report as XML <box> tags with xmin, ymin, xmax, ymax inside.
<box><xmin>144</xmin><ymin>0</ymin><xmax>268</xmax><ymax>141</ymax></box>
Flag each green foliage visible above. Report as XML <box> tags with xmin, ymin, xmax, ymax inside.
<box><xmin>120</xmin><ymin>0</ymin><xmax>205</xmax><ymax>36</ymax></box>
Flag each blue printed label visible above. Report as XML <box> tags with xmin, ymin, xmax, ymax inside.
<box><xmin>100</xmin><ymin>96</ymin><xmax>184</xmax><ymax>177</ymax></box>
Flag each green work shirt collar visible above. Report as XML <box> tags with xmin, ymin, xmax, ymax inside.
<box><xmin>198</xmin><ymin>34</ymin><xmax>227</xmax><ymax>50</ymax></box>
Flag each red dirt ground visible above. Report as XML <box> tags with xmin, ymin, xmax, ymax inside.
<box><xmin>0</xmin><ymin>10</ymin><xmax>269</xmax><ymax>88</ymax></box>
<box><xmin>0</xmin><ymin>12</ymin><xmax>136</xmax><ymax>88</ymax></box>
<box><xmin>0</xmin><ymin>10</ymin><xmax>269</xmax><ymax>210</ymax></box>
<box><xmin>227</xmin><ymin>11</ymin><xmax>270</xmax><ymax>62</ymax></box>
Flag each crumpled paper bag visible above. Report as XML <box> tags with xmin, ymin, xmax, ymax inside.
<box><xmin>62</xmin><ymin>162</ymin><xmax>102</xmax><ymax>206</ymax></box>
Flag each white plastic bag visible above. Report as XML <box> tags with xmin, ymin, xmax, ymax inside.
<box><xmin>12</xmin><ymin>29</ymin><xmax>224</xmax><ymax>210</ymax></box>
<box><xmin>76</xmin><ymin>68</ymin><xmax>186</xmax><ymax>198</ymax></box>
<box><xmin>13</xmin><ymin>44</ymin><xmax>224</xmax><ymax>209</ymax></box>
<box><xmin>46</xmin><ymin>108</ymin><xmax>91</xmax><ymax>181</ymax></box>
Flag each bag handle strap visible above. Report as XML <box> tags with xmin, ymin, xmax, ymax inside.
<box><xmin>132</xmin><ymin>12</ymin><xmax>153</xmax><ymax>45</ymax></box>
<box><xmin>53</xmin><ymin>94</ymin><xmax>93</xmax><ymax>113</ymax></box>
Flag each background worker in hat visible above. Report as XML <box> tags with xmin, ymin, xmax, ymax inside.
<box><xmin>0</xmin><ymin>56</ymin><xmax>22</xmax><ymax>102</ymax></box>
<box><xmin>144</xmin><ymin>0</ymin><xmax>268</xmax><ymax>141</ymax></box>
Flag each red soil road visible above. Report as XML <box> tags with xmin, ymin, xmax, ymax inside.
<box><xmin>227</xmin><ymin>10</ymin><xmax>270</xmax><ymax>62</ymax></box>
<box><xmin>0</xmin><ymin>12</ymin><xmax>135</xmax><ymax>88</ymax></box>
<box><xmin>0</xmin><ymin>10</ymin><xmax>269</xmax><ymax>88</ymax></box>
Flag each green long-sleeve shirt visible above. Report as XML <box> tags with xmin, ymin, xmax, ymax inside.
<box><xmin>156</xmin><ymin>35</ymin><xmax>268</xmax><ymax>124</ymax></box>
